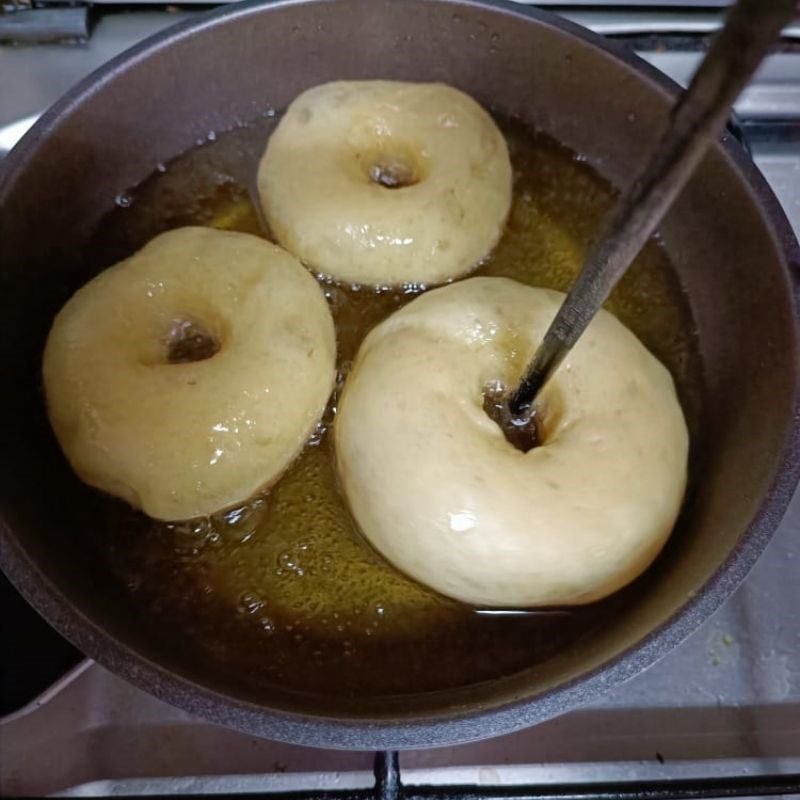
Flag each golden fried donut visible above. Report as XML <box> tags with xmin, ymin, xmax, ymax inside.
<box><xmin>258</xmin><ymin>80</ymin><xmax>512</xmax><ymax>286</ymax></box>
<box><xmin>335</xmin><ymin>277</ymin><xmax>689</xmax><ymax>607</ymax></box>
<box><xmin>43</xmin><ymin>227</ymin><xmax>336</xmax><ymax>521</ymax></box>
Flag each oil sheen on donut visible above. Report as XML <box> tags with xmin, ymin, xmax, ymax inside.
<box><xmin>258</xmin><ymin>81</ymin><xmax>512</xmax><ymax>286</ymax></box>
<box><xmin>43</xmin><ymin>227</ymin><xmax>336</xmax><ymax>521</ymax></box>
<box><xmin>335</xmin><ymin>278</ymin><xmax>689</xmax><ymax>607</ymax></box>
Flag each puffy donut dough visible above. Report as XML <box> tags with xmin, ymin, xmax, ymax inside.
<box><xmin>258</xmin><ymin>81</ymin><xmax>512</xmax><ymax>286</ymax></box>
<box><xmin>335</xmin><ymin>277</ymin><xmax>689</xmax><ymax>607</ymax></box>
<box><xmin>43</xmin><ymin>227</ymin><xmax>336</xmax><ymax>521</ymax></box>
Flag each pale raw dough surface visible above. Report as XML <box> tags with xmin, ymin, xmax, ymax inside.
<box><xmin>258</xmin><ymin>80</ymin><xmax>512</xmax><ymax>286</ymax></box>
<box><xmin>335</xmin><ymin>277</ymin><xmax>689</xmax><ymax>607</ymax></box>
<box><xmin>43</xmin><ymin>227</ymin><xmax>336</xmax><ymax>521</ymax></box>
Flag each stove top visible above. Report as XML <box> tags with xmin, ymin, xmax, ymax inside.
<box><xmin>1</xmin><ymin>6</ymin><xmax>800</xmax><ymax>798</ymax></box>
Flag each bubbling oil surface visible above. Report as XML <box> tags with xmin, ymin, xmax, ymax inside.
<box><xmin>83</xmin><ymin>115</ymin><xmax>702</xmax><ymax>698</ymax></box>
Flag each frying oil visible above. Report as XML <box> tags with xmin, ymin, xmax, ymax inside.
<box><xmin>83</xmin><ymin>114</ymin><xmax>703</xmax><ymax>700</ymax></box>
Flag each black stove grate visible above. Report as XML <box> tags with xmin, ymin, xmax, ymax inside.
<box><xmin>352</xmin><ymin>753</ymin><xmax>800</xmax><ymax>800</ymax></box>
<box><xmin>5</xmin><ymin>752</ymin><xmax>795</xmax><ymax>800</ymax></box>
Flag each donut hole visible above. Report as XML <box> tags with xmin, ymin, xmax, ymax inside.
<box><xmin>369</xmin><ymin>159</ymin><xmax>418</xmax><ymax>189</ymax></box>
<box><xmin>357</xmin><ymin>145</ymin><xmax>424</xmax><ymax>189</ymax></box>
<box><xmin>481</xmin><ymin>382</ymin><xmax>565</xmax><ymax>454</ymax></box>
<box><xmin>482</xmin><ymin>384</ymin><xmax>541</xmax><ymax>454</ymax></box>
<box><xmin>166</xmin><ymin>318</ymin><xmax>220</xmax><ymax>364</ymax></box>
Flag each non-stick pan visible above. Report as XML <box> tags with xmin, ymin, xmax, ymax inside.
<box><xmin>1</xmin><ymin>0</ymin><xmax>799</xmax><ymax>750</ymax></box>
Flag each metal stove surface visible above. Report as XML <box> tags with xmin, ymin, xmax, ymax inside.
<box><xmin>1</xmin><ymin>7</ymin><xmax>799</xmax><ymax>798</ymax></box>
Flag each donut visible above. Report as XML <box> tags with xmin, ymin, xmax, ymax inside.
<box><xmin>335</xmin><ymin>277</ymin><xmax>689</xmax><ymax>607</ymax></box>
<box><xmin>43</xmin><ymin>227</ymin><xmax>336</xmax><ymax>521</ymax></box>
<box><xmin>258</xmin><ymin>81</ymin><xmax>512</xmax><ymax>286</ymax></box>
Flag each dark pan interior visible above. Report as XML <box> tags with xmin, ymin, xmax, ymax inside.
<box><xmin>0</xmin><ymin>0</ymin><xmax>798</xmax><ymax>748</ymax></box>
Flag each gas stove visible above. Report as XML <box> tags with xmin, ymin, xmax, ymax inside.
<box><xmin>1</xmin><ymin>4</ymin><xmax>800</xmax><ymax>798</ymax></box>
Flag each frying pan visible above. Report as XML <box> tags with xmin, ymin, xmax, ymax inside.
<box><xmin>1</xmin><ymin>0</ymin><xmax>799</xmax><ymax>750</ymax></box>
